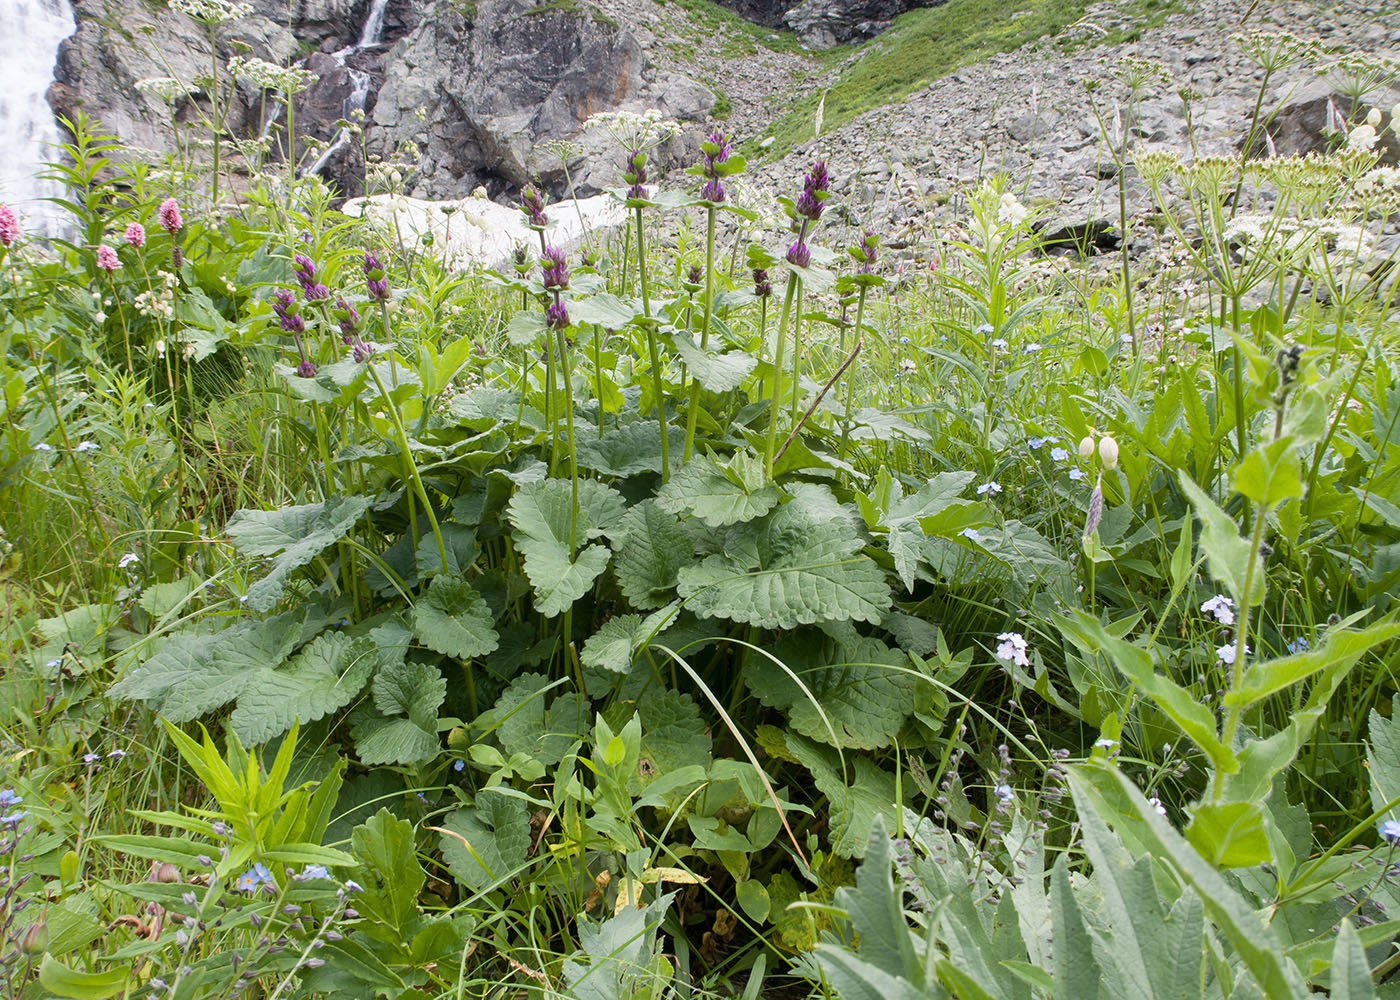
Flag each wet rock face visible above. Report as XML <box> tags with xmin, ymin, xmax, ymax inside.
<box><xmin>373</xmin><ymin>0</ymin><xmax>712</xmax><ymax>200</ymax></box>
<box><xmin>784</xmin><ymin>0</ymin><xmax>943</xmax><ymax>49</ymax></box>
<box><xmin>710</xmin><ymin>0</ymin><xmax>792</xmax><ymax>28</ymax></box>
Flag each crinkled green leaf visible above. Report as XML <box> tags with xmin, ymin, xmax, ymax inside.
<box><xmin>506</xmin><ymin>309</ymin><xmax>546</xmax><ymax>346</ymax></box>
<box><xmin>351</xmin><ymin>660</ymin><xmax>446</xmax><ymax>765</ymax></box>
<box><xmin>507</xmin><ymin>479</ymin><xmax>627</xmax><ymax>617</ymax></box>
<box><xmin>225</xmin><ymin>496</ymin><xmax>373</xmax><ymax>611</ymax></box>
<box><xmin>412</xmin><ymin>574</ymin><xmax>499</xmax><ymax>660</ymax></box>
<box><xmin>637</xmin><ymin>687</ymin><xmax>711</xmax><ymax>775</ymax></box>
<box><xmin>612</xmin><ymin>500</ymin><xmax>693</xmax><ymax>609</ymax></box>
<box><xmin>657</xmin><ymin>451</ymin><xmax>781</xmax><ymax>527</ymax></box>
<box><xmin>581</xmin><ymin>616</ymin><xmax>646</xmax><ymax>675</ymax></box>
<box><xmin>672</xmin><ymin>335</ymin><xmax>758</xmax><ymax>392</ymax></box>
<box><xmin>744</xmin><ymin>634</ymin><xmax>913</xmax><ymax>750</ymax></box>
<box><xmin>438</xmin><ymin>788</ymin><xmax>531</xmax><ymax>890</ymax></box>
<box><xmin>787</xmin><ymin>733</ymin><xmax>900</xmax><ymax>858</ymax></box>
<box><xmin>677</xmin><ymin>505</ymin><xmax>891</xmax><ymax>629</ymax></box>
<box><xmin>110</xmin><ymin>614</ymin><xmax>301</xmax><ymax>723</ymax></box>
<box><xmin>577</xmin><ymin>421</ymin><xmax>685</xmax><ymax>477</ymax></box>
<box><xmin>229</xmin><ymin>631</ymin><xmax>377</xmax><ymax>743</ymax></box>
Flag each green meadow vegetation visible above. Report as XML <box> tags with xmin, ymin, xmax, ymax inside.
<box><xmin>2</xmin><ymin>12</ymin><xmax>1400</xmax><ymax>999</ymax></box>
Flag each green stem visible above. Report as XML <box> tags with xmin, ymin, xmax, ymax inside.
<box><xmin>1214</xmin><ymin>507</ymin><xmax>1266</xmax><ymax>798</ymax></box>
<box><xmin>838</xmin><ymin>286</ymin><xmax>867</xmax><ymax>464</ymax></box>
<box><xmin>635</xmin><ymin>206</ymin><xmax>669</xmax><ymax>482</ymax></box>
<box><xmin>365</xmin><ymin>361</ymin><xmax>447</xmax><ymax>573</ymax></box>
<box><xmin>682</xmin><ymin>206</ymin><xmax>717</xmax><ymax>463</ymax></box>
<box><xmin>209</xmin><ymin>24</ymin><xmax>221</xmax><ymax>210</ymax></box>
<box><xmin>763</xmin><ymin>276</ymin><xmax>799</xmax><ymax>478</ymax></box>
<box><xmin>789</xmin><ymin>279</ymin><xmax>804</xmax><ymax>421</ymax></box>
<box><xmin>592</xmin><ymin>324</ymin><xmax>605</xmax><ymax>439</ymax></box>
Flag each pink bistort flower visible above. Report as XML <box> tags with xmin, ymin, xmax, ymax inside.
<box><xmin>95</xmin><ymin>244</ymin><xmax>121</xmax><ymax>273</ymax></box>
<box><xmin>124</xmin><ymin>222</ymin><xmax>146</xmax><ymax>248</ymax></box>
<box><xmin>158</xmin><ymin>198</ymin><xmax>183</xmax><ymax>236</ymax></box>
<box><xmin>0</xmin><ymin>204</ymin><xmax>19</xmax><ymax>248</ymax></box>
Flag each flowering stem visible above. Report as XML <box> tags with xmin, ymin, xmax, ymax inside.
<box><xmin>209</xmin><ymin>24</ymin><xmax>221</xmax><ymax>210</ymax></box>
<box><xmin>763</xmin><ymin>275</ymin><xmax>799</xmax><ymax>479</ymax></box>
<box><xmin>364</xmin><ymin>361</ymin><xmax>448</xmax><ymax>574</ymax></box>
<box><xmin>682</xmin><ymin>206</ymin><xmax>717</xmax><ymax>463</ymax></box>
<box><xmin>592</xmin><ymin>323</ymin><xmax>605</xmax><ymax>439</ymax></box>
<box><xmin>555</xmin><ymin>314</ymin><xmax>579</xmax><ymax>557</ymax></box>
<box><xmin>789</xmin><ymin>279</ymin><xmax>804</xmax><ymax>422</ymax></box>
<box><xmin>634</xmin><ymin>205</ymin><xmax>669</xmax><ymax>481</ymax></box>
<box><xmin>838</xmin><ymin>285</ymin><xmax>868</xmax><ymax>464</ymax></box>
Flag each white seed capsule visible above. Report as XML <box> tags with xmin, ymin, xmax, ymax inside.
<box><xmin>1099</xmin><ymin>435</ymin><xmax>1120</xmax><ymax>470</ymax></box>
<box><xmin>1078</xmin><ymin>435</ymin><xmax>1095</xmax><ymax>461</ymax></box>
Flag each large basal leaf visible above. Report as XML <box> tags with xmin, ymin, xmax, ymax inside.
<box><xmin>577</xmin><ymin>421</ymin><xmax>686</xmax><ymax>477</ymax></box>
<box><xmin>412</xmin><ymin>573</ymin><xmax>499</xmax><ymax>660</ymax></box>
<box><xmin>507</xmin><ymin>478</ymin><xmax>627</xmax><ymax>618</ymax></box>
<box><xmin>677</xmin><ymin>505</ymin><xmax>892</xmax><ymax>629</ymax></box>
<box><xmin>110</xmin><ymin>613</ymin><xmax>301</xmax><ymax>723</ymax></box>
<box><xmin>671</xmin><ymin>334</ymin><xmax>758</xmax><ymax>392</ymax></box>
<box><xmin>351</xmin><ymin>659</ymin><xmax>446</xmax><ymax>765</ymax></box>
<box><xmin>657</xmin><ymin>451</ymin><xmax>781</xmax><ymax>528</ymax></box>
<box><xmin>229</xmin><ymin>630</ymin><xmax>377</xmax><ymax>743</ymax></box>
<box><xmin>438</xmin><ymin>788</ymin><xmax>531</xmax><ymax>891</ymax></box>
<box><xmin>744</xmin><ymin>634</ymin><xmax>914</xmax><ymax>750</ymax></box>
<box><xmin>787</xmin><ymin>733</ymin><xmax>900</xmax><ymax>858</ymax></box>
<box><xmin>635</xmin><ymin>687</ymin><xmax>712</xmax><ymax>777</ymax></box>
<box><xmin>225</xmin><ymin>495</ymin><xmax>373</xmax><ymax>612</ymax></box>
<box><xmin>612</xmin><ymin>501</ymin><xmax>693</xmax><ymax>609</ymax></box>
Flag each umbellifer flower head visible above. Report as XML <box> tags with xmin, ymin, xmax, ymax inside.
<box><xmin>158</xmin><ymin>198</ymin><xmax>183</xmax><ymax>236</ymax></box>
<box><xmin>96</xmin><ymin>245</ymin><xmax>121</xmax><ymax>273</ymax></box>
<box><xmin>0</xmin><ymin>204</ymin><xmax>21</xmax><ymax>248</ymax></box>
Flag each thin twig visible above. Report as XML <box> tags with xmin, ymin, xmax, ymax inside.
<box><xmin>774</xmin><ymin>339</ymin><xmax>863</xmax><ymax>466</ymax></box>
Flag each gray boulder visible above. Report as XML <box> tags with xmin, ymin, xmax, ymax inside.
<box><xmin>784</xmin><ymin>0</ymin><xmax>943</xmax><ymax>49</ymax></box>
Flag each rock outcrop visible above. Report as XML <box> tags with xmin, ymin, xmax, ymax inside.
<box><xmin>784</xmin><ymin>0</ymin><xmax>942</xmax><ymax>49</ymax></box>
<box><xmin>372</xmin><ymin>0</ymin><xmax>713</xmax><ymax>201</ymax></box>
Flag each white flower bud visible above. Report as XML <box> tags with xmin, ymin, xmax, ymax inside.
<box><xmin>1078</xmin><ymin>435</ymin><xmax>1095</xmax><ymax>461</ymax></box>
<box><xmin>1099</xmin><ymin>435</ymin><xmax>1120</xmax><ymax>470</ymax></box>
<box><xmin>1368</xmin><ymin>107</ymin><xmax>1383</xmax><ymax>128</ymax></box>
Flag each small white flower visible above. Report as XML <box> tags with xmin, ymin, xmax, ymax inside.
<box><xmin>1349</xmin><ymin>122</ymin><xmax>1379</xmax><ymax>152</ymax></box>
<box><xmin>1200</xmin><ymin>594</ymin><xmax>1236</xmax><ymax>625</ymax></box>
<box><xmin>1068</xmin><ymin>468</ymin><xmax>1086</xmax><ymax>481</ymax></box>
<box><xmin>1216</xmin><ymin>641</ymin><xmax>1250</xmax><ymax>666</ymax></box>
<box><xmin>1024</xmin><ymin>342</ymin><xmax>1043</xmax><ymax>354</ymax></box>
<box><xmin>34</xmin><ymin>443</ymin><xmax>52</xmax><ymax>452</ymax></box>
<box><xmin>958</xmin><ymin>527</ymin><xmax>981</xmax><ymax>542</ymax></box>
<box><xmin>994</xmin><ymin>784</ymin><xmax>1014</xmax><ymax>802</ymax></box>
<box><xmin>117</xmin><ymin>552</ymin><xmax>140</xmax><ymax>569</ymax></box>
<box><xmin>1049</xmin><ymin>447</ymin><xmax>1070</xmax><ymax>462</ymax></box>
<box><xmin>995</xmin><ymin>631</ymin><xmax>1030</xmax><ymax>667</ymax></box>
<box><xmin>1093</xmin><ymin>737</ymin><xmax>1118</xmax><ymax>750</ymax></box>
<box><xmin>976</xmin><ymin>481</ymin><xmax>1002</xmax><ymax>496</ymax></box>
<box><xmin>991</xmin><ymin>337</ymin><xmax>1008</xmax><ymax>349</ymax></box>
<box><xmin>75</xmin><ymin>440</ymin><xmax>99</xmax><ymax>453</ymax></box>
<box><xmin>1147</xmin><ymin>796</ymin><xmax>1168</xmax><ymax>817</ymax></box>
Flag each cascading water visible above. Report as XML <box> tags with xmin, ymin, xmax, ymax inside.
<box><xmin>304</xmin><ymin>0</ymin><xmax>391</xmax><ymax>179</ymax></box>
<box><xmin>0</xmin><ymin>0</ymin><xmax>76</xmax><ymax>236</ymax></box>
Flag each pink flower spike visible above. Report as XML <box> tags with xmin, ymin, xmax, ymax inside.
<box><xmin>124</xmin><ymin>222</ymin><xmax>146</xmax><ymax>248</ymax></box>
<box><xmin>0</xmin><ymin>204</ymin><xmax>19</xmax><ymax>248</ymax></box>
<box><xmin>158</xmin><ymin>198</ymin><xmax>183</xmax><ymax>236</ymax></box>
<box><xmin>96</xmin><ymin>245</ymin><xmax>121</xmax><ymax>273</ymax></box>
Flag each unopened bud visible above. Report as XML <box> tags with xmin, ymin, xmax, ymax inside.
<box><xmin>1367</xmin><ymin>107</ymin><xmax>1383</xmax><ymax>128</ymax></box>
<box><xmin>18</xmin><ymin>917</ymin><xmax>48</xmax><ymax>955</ymax></box>
<box><xmin>152</xmin><ymin>862</ymin><xmax>180</xmax><ymax>883</ymax></box>
<box><xmin>1099</xmin><ymin>435</ymin><xmax>1119</xmax><ymax>470</ymax></box>
<box><xmin>1078</xmin><ymin>435</ymin><xmax>1095</xmax><ymax>461</ymax></box>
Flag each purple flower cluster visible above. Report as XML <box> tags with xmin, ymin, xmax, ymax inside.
<box><xmin>795</xmin><ymin>160</ymin><xmax>830</xmax><ymax>221</ymax></box>
<box><xmin>852</xmin><ymin>228</ymin><xmax>880</xmax><ymax>274</ymax></box>
<box><xmin>546</xmin><ymin>299</ymin><xmax>570</xmax><ymax>330</ymax></box>
<box><xmin>519</xmin><ymin>185</ymin><xmax>548</xmax><ymax>230</ymax></box>
<box><xmin>624</xmin><ymin>149</ymin><xmax>648</xmax><ymax>201</ymax></box>
<box><xmin>363</xmin><ymin>250</ymin><xmax>389</xmax><ymax>301</ymax></box>
<box><xmin>785</xmin><ymin>240</ymin><xmax>811</xmax><ymax>268</ymax></box>
<box><xmin>699</xmin><ymin>131</ymin><xmax>731</xmax><ymax>204</ymax></box>
<box><xmin>272</xmin><ymin>289</ymin><xmax>305</xmax><ymax>334</ymax></box>
<box><xmin>334</xmin><ymin>297</ymin><xmax>373</xmax><ymax>361</ymax></box>
<box><xmin>752</xmin><ymin>267</ymin><xmax>772</xmax><ymax>298</ymax></box>
<box><xmin>540</xmin><ymin>245</ymin><xmax>570</xmax><ymax>291</ymax></box>
<box><xmin>294</xmin><ymin>253</ymin><xmax>329</xmax><ymax>302</ymax></box>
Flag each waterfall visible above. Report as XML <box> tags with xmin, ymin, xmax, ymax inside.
<box><xmin>304</xmin><ymin>0</ymin><xmax>391</xmax><ymax>180</ymax></box>
<box><xmin>0</xmin><ymin>0</ymin><xmax>76</xmax><ymax>236</ymax></box>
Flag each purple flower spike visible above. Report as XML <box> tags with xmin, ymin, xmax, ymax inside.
<box><xmin>546</xmin><ymin>298</ymin><xmax>570</xmax><ymax>329</ymax></box>
<box><xmin>701</xmin><ymin>178</ymin><xmax>725</xmax><ymax>203</ymax></box>
<box><xmin>295</xmin><ymin>359</ymin><xmax>318</xmax><ymax>378</ymax></box>
<box><xmin>335</xmin><ymin>297</ymin><xmax>360</xmax><ymax>343</ymax></box>
<box><xmin>293</xmin><ymin>253</ymin><xmax>318</xmax><ymax>292</ymax></box>
<box><xmin>304</xmin><ymin>282</ymin><xmax>330</xmax><ymax>302</ymax></box>
<box><xmin>519</xmin><ymin>185</ymin><xmax>548</xmax><ymax>230</ymax></box>
<box><xmin>272</xmin><ymin>289</ymin><xmax>305</xmax><ymax>334</ymax></box>
<box><xmin>624</xmin><ymin>148</ymin><xmax>648</xmax><ymax>200</ymax></box>
<box><xmin>540</xmin><ymin>245</ymin><xmax>570</xmax><ymax>291</ymax></box>
<box><xmin>795</xmin><ymin>160</ymin><xmax>830</xmax><ymax>221</ymax></box>
<box><xmin>363</xmin><ymin>250</ymin><xmax>390</xmax><ymax>301</ymax></box>
<box><xmin>0</xmin><ymin>204</ymin><xmax>20</xmax><ymax>248</ymax></box>
<box><xmin>785</xmin><ymin>240</ymin><xmax>811</xmax><ymax>268</ymax></box>
<box><xmin>752</xmin><ymin>267</ymin><xmax>772</xmax><ymax>298</ymax></box>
